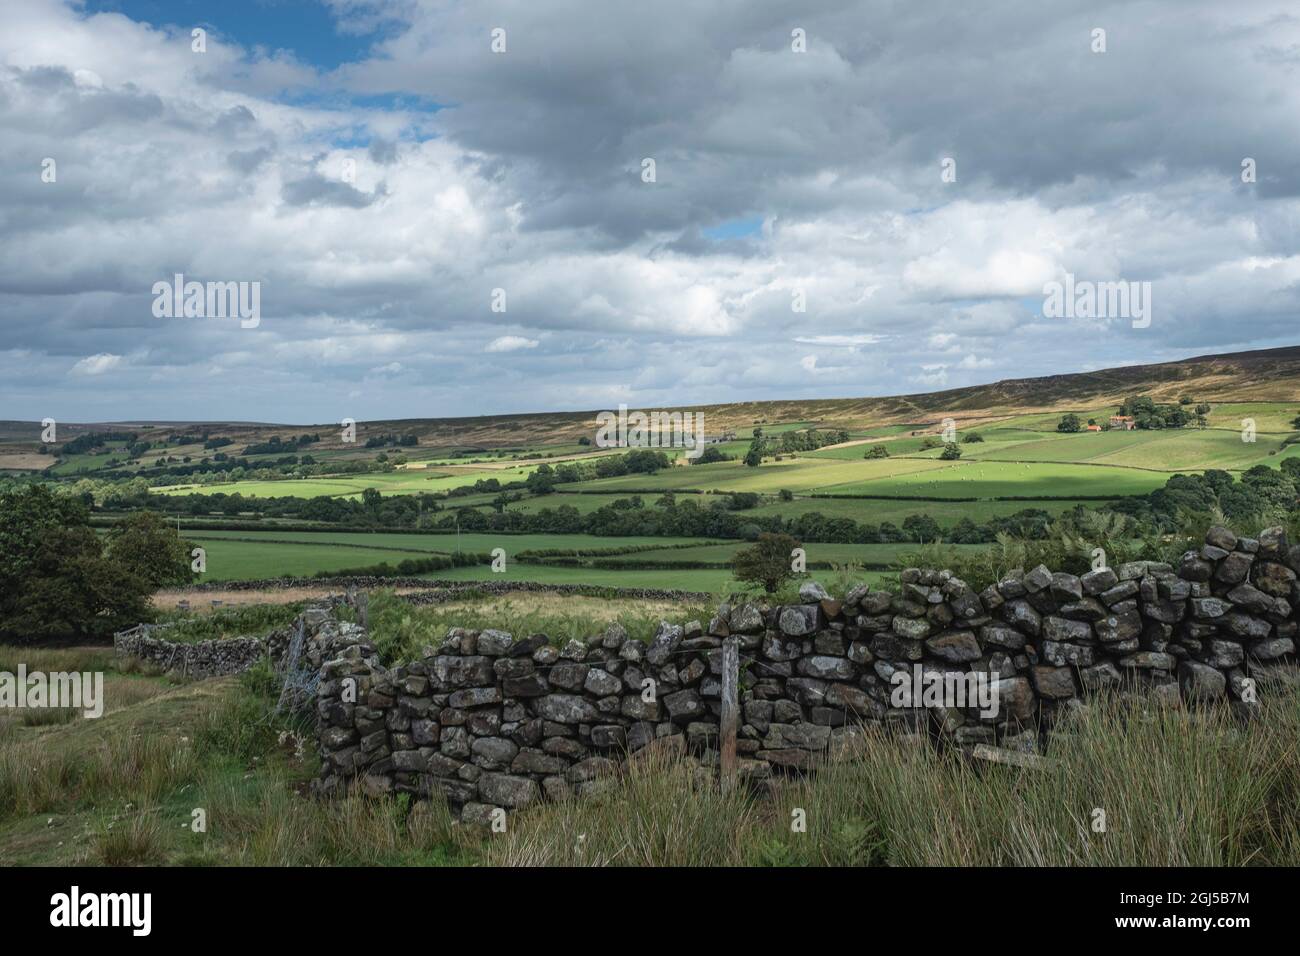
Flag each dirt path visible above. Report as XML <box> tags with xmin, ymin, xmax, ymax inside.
<box><xmin>151</xmin><ymin>586</ymin><xmax>431</xmax><ymax>610</ymax></box>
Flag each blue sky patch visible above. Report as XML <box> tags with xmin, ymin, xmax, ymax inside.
<box><xmin>81</xmin><ymin>0</ymin><xmax>390</xmax><ymax>70</ymax></box>
<box><xmin>703</xmin><ymin>217</ymin><xmax>764</xmax><ymax>241</ymax></box>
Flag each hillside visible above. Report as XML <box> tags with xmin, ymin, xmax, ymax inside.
<box><xmin>4</xmin><ymin>345</ymin><xmax>1300</xmax><ymax>461</ymax></box>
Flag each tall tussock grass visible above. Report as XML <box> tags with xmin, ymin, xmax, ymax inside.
<box><xmin>476</xmin><ymin>690</ymin><xmax>1300</xmax><ymax>867</ymax></box>
<box><xmin>481</xmin><ymin>750</ymin><xmax>760</xmax><ymax>866</ymax></box>
<box><xmin>0</xmin><ymin>731</ymin><xmax>200</xmax><ymax>820</ymax></box>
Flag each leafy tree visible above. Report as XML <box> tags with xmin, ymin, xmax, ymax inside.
<box><xmin>939</xmin><ymin>442</ymin><xmax>962</xmax><ymax>460</ymax></box>
<box><xmin>1057</xmin><ymin>413</ymin><xmax>1082</xmax><ymax>433</ymax></box>
<box><xmin>902</xmin><ymin>513</ymin><xmax>941</xmax><ymax>542</ymax></box>
<box><xmin>864</xmin><ymin>444</ymin><xmax>890</xmax><ymax>459</ymax></box>
<box><xmin>104</xmin><ymin>512</ymin><xmax>194</xmax><ymax>589</ymax></box>
<box><xmin>0</xmin><ymin>487</ymin><xmax>182</xmax><ymax>641</ymax></box>
<box><xmin>743</xmin><ymin>444</ymin><xmax>763</xmax><ymax>467</ymax></box>
<box><xmin>961</xmin><ymin>433</ymin><xmax>984</xmax><ymax>443</ymax></box>
<box><xmin>732</xmin><ymin>532</ymin><xmax>801</xmax><ymax>593</ymax></box>
<box><xmin>691</xmin><ymin>446</ymin><xmax>731</xmax><ymax>465</ymax></box>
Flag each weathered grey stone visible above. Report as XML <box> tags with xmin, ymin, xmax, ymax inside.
<box><xmin>645</xmin><ymin>622</ymin><xmax>683</xmax><ymax>665</ymax></box>
<box><xmin>566</xmin><ymin>756</ymin><xmax>618</xmax><ymax>783</ymax></box>
<box><xmin>1191</xmin><ymin>597</ymin><xmax>1231</xmax><ymax>619</ymax></box>
<box><xmin>762</xmin><ymin>631</ymin><xmax>802</xmax><ymax>661</ymax></box>
<box><xmin>1023</xmin><ymin>564</ymin><xmax>1053</xmax><ymax>593</ymax></box>
<box><xmin>797</xmin><ymin>655</ymin><xmax>858</xmax><ymax>679</ymax></box>
<box><xmin>470</xmin><ymin>736</ymin><xmax>519</xmax><ymax>770</ymax></box>
<box><xmin>763</xmin><ymin>722</ymin><xmax>832</xmax><ymax>751</ymax></box>
<box><xmin>1249</xmin><ymin>637</ymin><xmax>1295</xmax><ymax>661</ymax></box>
<box><xmin>779</xmin><ymin>605</ymin><xmax>821</xmax><ymax>637</ymax></box>
<box><xmin>1081</xmin><ymin>567</ymin><xmax>1119</xmax><ymax>594</ymax></box>
<box><xmin>991</xmin><ymin>676</ymin><xmax>1035</xmax><ymax>722</ymax></box>
<box><xmin>1096</xmin><ymin>608</ymin><xmax>1142</xmax><ymax>644</ymax></box>
<box><xmin>478</xmin><ymin>773</ymin><xmax>540</xmax><ymax>808</ymax></box>
<box><xmin>891</xmin><ymin>615</ymin><xmax>932</xmax><ymax>640</ymax></box>
<box><xmin>448</xmin><ymin>686</ymin><xmax>502</xmax><ymax>709</ymax></box>
<box><xmin>799</xmin><ymin>580</ymin><xmax>832</xmax><ymax>602</ymax></box>
<box><xmin>1079</xmin><ymin>661</ymin><xmax>1123</xmax><ymax>691</ymax></box>
<box><xmin>1200</xmin><ymin>639</ymin><xmax>1244</xmax><ymax>668</ymax></box>
<box><xmin>1004</xmin><ymin>600</ymin><xmax>1042</xmax><ymax>637</ymax></box>
<box><xmin>925</xmin><ymin>630</ymin><xmax>981</xmax><ymax>663</ymax></box>
<box><xmin>729</xmin><ymin>603</ymin><xmax>764</xmax><ymax>633</ymax></box>
<box><xmin>1118</xmin><ymin>651</ymin><xmax>1176</xmax><ymax>670</ymax></box>
<box><xmin>663</xmin><ymin>688</ymin><xmax>705</xmax><ymax>720</ymax></box>
<box><xmin>533</xmin><ymin>694</ymin><xmax>599</xmax><ymax>724</ymax></box>
<box><xmin>1042</xmin><ymin>641</ymin><xmax>1096</xmax><ymax>667</ymax></box>
<box><xmin>1205</xmin><ymin>526</ymin><xmax>1238</xmax><ymax>552</ymax></box>
<box><xmin>980</xmin><ymin>624</ymin><xmax>1026</xmax><ymax>650</ymax></box>
<box><xmin>1215</xmin><ymin>552</ymin><xmax>1253</xmax><ymax>585</ymax></box>
<box><xmin>1049</xmin><ymin>573</ymin><xmax>1083</xmax><ymax>603</ymax></box>
<box><xmin>1031</xmin><ymin>666</ymin><xmax>1076</xmax><ymax>699</ymax></box>
<box><xmin>1042</xmin><ymin>616</ymin><xmax>1092</xmax><ymax>643</ymax></box>
<box><xmin>1253</xmin><ymin>560</ymin><xmax>1297</xmax><ymax>597</ymax></box>
<box><xmin>583</xmin><ymin>669</ymin><xmax>622</xmax><ymax>697</ymax></box>
<box><xmin>476</xmin><ymin>630</ymin><xmax>514</xmax><ymax>656</ymax></box>
<box><xmin>1177</xmin><ymin>660</ymin><xmax>1226</xmax><ymax>701</ymax></box>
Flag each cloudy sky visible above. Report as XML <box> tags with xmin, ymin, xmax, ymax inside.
<box><xmin>2</xmin><ymin>0</ymin><xmax>1299</xmax><ymax>424</ymax></box>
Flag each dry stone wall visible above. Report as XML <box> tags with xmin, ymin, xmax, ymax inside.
<box><xmin>311</xmin><ymin>526</ymin><xmax>1300</xmax><ymax>821</ymax></box>
<box><xmin>113</xmin><ymin>624</ymin><xmax>266</xmax><ymax>679</ymax></box>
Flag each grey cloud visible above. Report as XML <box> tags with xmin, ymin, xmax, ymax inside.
<box><xmin>368</xmin><ymin>137</ymin><xmax>398</xmax><ymax>164</ymax></box>
<box><xmin>227</xmin><ymin>146</ymin><xmax>273</xmax><ymax>173</ymax></box>
<box><xmin>280</xmin><ymin>172</ymin><xmax>389</xmax><ymax>208</ymax></box>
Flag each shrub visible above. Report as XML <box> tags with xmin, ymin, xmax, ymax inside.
<box><xmin>732</xmin><ymin>532</ymin><xmax>801</xmax><ymax>593</ymax></box>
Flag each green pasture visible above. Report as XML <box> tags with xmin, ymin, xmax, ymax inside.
<box><xmin>569</xmin><ymin>456</ymin><xmax>954</xmax><ymax>494</ymax></box>
<box><xmin>186</xmin><ymin>537</ymin><xmax>421</xmax><ymax>581</ymax></box>
<box><xmin>816</xmin><ymin>459</ymin><xmax>1167</xmax><ymax>499</ymax></box>
<box><xmin>188</xmin><ymin>529</ymin><xmax>717</xmax><ymax>554</ymax></box>
<box><xmin>155</xmin><ymin>465</ymin><xmax>541</xmax><ymax>499</ymax></box>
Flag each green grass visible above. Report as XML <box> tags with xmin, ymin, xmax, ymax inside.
<box><xmin>500</xmin><ymin>491</ymin><xmax>1104</xmax><ymax>527</ymax></box>
<box><xmin>818</xmin><ymin>459</ymin><xmax>1168</xmax><ymax>499</ymax></box>
<box><xmin>187</xmin><ymin>537</ymin><xmax>430</xmax><ymax>581</ymax></box>
<box><xmin>155</xmin><ymin>465</ymin><xmax>544</xmax><ymax>499</ymax></box>
<box><xmin>569</xmin><ymin>456</ymin><xmax>955</xmax><ymax>494</ymax></box>
<box><xmin>181</xmin><ymin>532</ymin><xmax>735</xmax><ymax>581</ymax></box>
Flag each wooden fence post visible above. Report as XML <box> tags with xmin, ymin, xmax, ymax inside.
<box><xmin>720</xmin><ymin>637</ymin><xmax>739</xmax><ymax>791</ymax></box>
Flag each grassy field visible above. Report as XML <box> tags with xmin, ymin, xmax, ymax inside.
<box><xmin>182</xmin><ymin>531</ymin><xmax>730</xmax><ymax>582</ymax></box>
<box><xmin>815</xmin><ymin>459</ymin><xmax>1167</xmax><ymax>498</ymax></box>
<box><xmin>134</xmin><ymin>404</ymin><xmax>1300</xmax><ymax>514</ymax></box>
<box><xmin>497</xmin><ymin>491</ymin><xmax>1105</xmax><ymax>526</ymax></box>
<box><xmin>119</xmin><ymin>404</ymin><xmax>1300</xmax><ymax>586</ymax></box>
<box><xmin>156</xmin><ymin>465</ymin><xmax>543</xmax><ymax>499</ymax></box>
